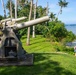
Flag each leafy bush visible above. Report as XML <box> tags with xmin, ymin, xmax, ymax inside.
<box><xmin>65</xmin><ymin>31</ymin><xmax>76</xmax><ymax>42</ymax></box>
<box><xmin>64</xmin><ymin>47</ymin><xmax>74</xmax><ymax>55</ymax></box>
<box><xmin>39</xmin><ymin>21</ymin><xmax>68</xmax><ymax>41</ymax></box>
<box><xmin>35</xmin><ymin>21</ymin><xmax>76</xmax><ymax>43</ymax></box>
<box><xmin>53</xmin><ymin>41</ymin><xmax>74</xmax><ymax>55</ymax></box>
<box><xmin>0</xmin><ymin>15</ymin><xmax>4</xmax><ymax>20</ymax></box>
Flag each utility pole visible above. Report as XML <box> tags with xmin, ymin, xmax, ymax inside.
<box><xmin>1</xmin><ymin>0</ymin><xmax>6</xmax><ymax>18</ymax></box>
<box><xmin>15</xmin><ymin>0</ymin><xmax>17</xmax><ymax>19</ymax></box>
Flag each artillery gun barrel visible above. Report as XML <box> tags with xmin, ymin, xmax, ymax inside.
<box><xmin>0</xmin><ymin>17</ymin><xmax>27</xmax><ymax>25</ymax></box>
<box><xmin>12</xmin><ymin>17</ymin><xmax>27</xmax><ymax>22</ymax></box>
<box><xmin>0</xmin><ymin>18</ymin><xmax>12</xmax><ymax>23</ymax></box>
<box><xmin>12</xmin><ymin>16</ymin><xmax>49</xmax><ymax>29</ymax></box>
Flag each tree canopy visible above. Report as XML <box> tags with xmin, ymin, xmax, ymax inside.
<box><xmin>1</xmin><ymin>0</ymin><xmax>75</xmax><ymax>43</ymax></box>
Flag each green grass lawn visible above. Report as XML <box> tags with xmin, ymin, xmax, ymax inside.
<box><xmin>21</xmin><ymin>35</ymin><xmax>56</xmax><ymax>53</ymax></box>
<box><xmin>0</xmin><ymin>35</ymin><xmax>76</xmax><ymax>75</ymax></box>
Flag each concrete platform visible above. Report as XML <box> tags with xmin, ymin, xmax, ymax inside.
<box><xmin>0</xmin><ymin>54</ymin><xmax>33</xmax><ymax>66</ymax></box>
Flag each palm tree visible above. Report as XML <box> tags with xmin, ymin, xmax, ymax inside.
<box><xmin>50</xmin><ymin>12</ymin><xmax>56</xmax><ymax>21</ymax></box>
<box><xmin>37</xmin><ymin>6</ymin><xmax>46</xmax><ymax>17</ymax></box>
<box><xmin>26</xmin><ymin>0</ymin><xmax>33</xmax><ymax>45</ymax></box>
<box><xmin>46</xmin><ymin>2</ymin><xmax>49</xmax><ymax>16</ymax></box>
<box><xmin>18</xmin><ymin>0</ymin><xmax>29</xmax><ymax>8</ymax></box>
<box><xmin>15</xmin><ymin>0</ymin><xmax>17</xmax><ymax>18</ymax></box>
<box><xmin>10</xmin><ymin>0</ymin><xmax>12</xmax><ymax>18</ymax></box>
<box><xmin>17</xmin><ymin>0</ymin><xmax>25</xmax><ymax>8</ymax></box>
<box><xmin>32</xmin><ymin>0</ymin><xmax>38</xmax><ymax>38</ymax></box>
<box><xmin>57</xmin><ymin>0</ymin><xmax>68</xmax><ymax>18</ymax></box>
<box><xmin>6</xmin><ymin>0</ymin><xmax>14</xmax><ymax>18</ymax></box>
<box><xmin>1</xmin><ymin>0</ymin><xmax>6</xmax><ymax>18</ymax></box>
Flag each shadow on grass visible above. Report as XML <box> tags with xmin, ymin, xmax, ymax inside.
<box><xmin>0</xmin><ymin>53</ymin><xmax>75</xmax><ymax>75</ymax></box>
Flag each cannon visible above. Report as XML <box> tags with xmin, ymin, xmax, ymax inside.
<box><xmin>0</xmin><ymin>16</ymin><xmax>49</xmax><ymax>66</ymax></box>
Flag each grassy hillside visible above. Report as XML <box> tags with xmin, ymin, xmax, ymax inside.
<box><xmin>21</xmin><ymin>35</ymin><xmax>56</xmax><ymax>53</ymax></box>
<box><xmin>0</xmin><ymin>35</ymin><xmax>76</xmax><ymax>75</ymax></box>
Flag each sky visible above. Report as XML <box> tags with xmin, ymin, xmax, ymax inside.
<box><xmin>0</xmin><ymin>0</ymin><xmax>76</xmax><ymax>24</ymax></box>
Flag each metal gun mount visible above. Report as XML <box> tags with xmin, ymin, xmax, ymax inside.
<box><xmin>0</xmin><ymin>16</ymin><xmax>49</xmax><ymax>66</ymax></box>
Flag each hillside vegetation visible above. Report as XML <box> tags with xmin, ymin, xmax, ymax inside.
<box><xmin>0</xmin><ymin>0</ymin><xmax>76</xmax><ymax>75</ymax></box>
<box><xmin>0</xmin><ymin>35</ymin><xmax>76</xmax><ymax>75</ymax></box>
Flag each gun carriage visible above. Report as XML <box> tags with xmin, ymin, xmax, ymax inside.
<box><xmin>0</xmin><ymin>16</ymin><xmax>49</xmax><ymax>66</ymax></box>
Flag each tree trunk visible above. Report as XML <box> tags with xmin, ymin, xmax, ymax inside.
<box><xmin>57</xmin><ymin>7</ymin><xmax>62</xmax><ymax>18</ymax></box>
<box><xmin>26</xmin><ymin>0</ymin><xmax>33</xmax><ymax>45</ymax></box>
<box><xmin>10</xmin><ymin>0</ymin><xmax>12</xmax><ymax>18</ymax></box>
<box><xmin>46</xmin><ymin>2</ymin><xmax>49</xmax><ymax>27</ymax></box>
<box><xmin>15</xmin><ymin>0</ymin><xmax>17</xmax><ymax>19</ymax></box>
<box><xmin>32</xmin><ymin>0</ymin><xmax>38</xmax><ymax>38</ymax></box>
<box><xmin>1</xmin><ymin>0</ymin><xmax>6</xmax><ymax>18</ymax></box>
<box><xmin>46</xmin><ymin>2</ymin><xmax>49</xmax><ymax>16</ymax></box>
